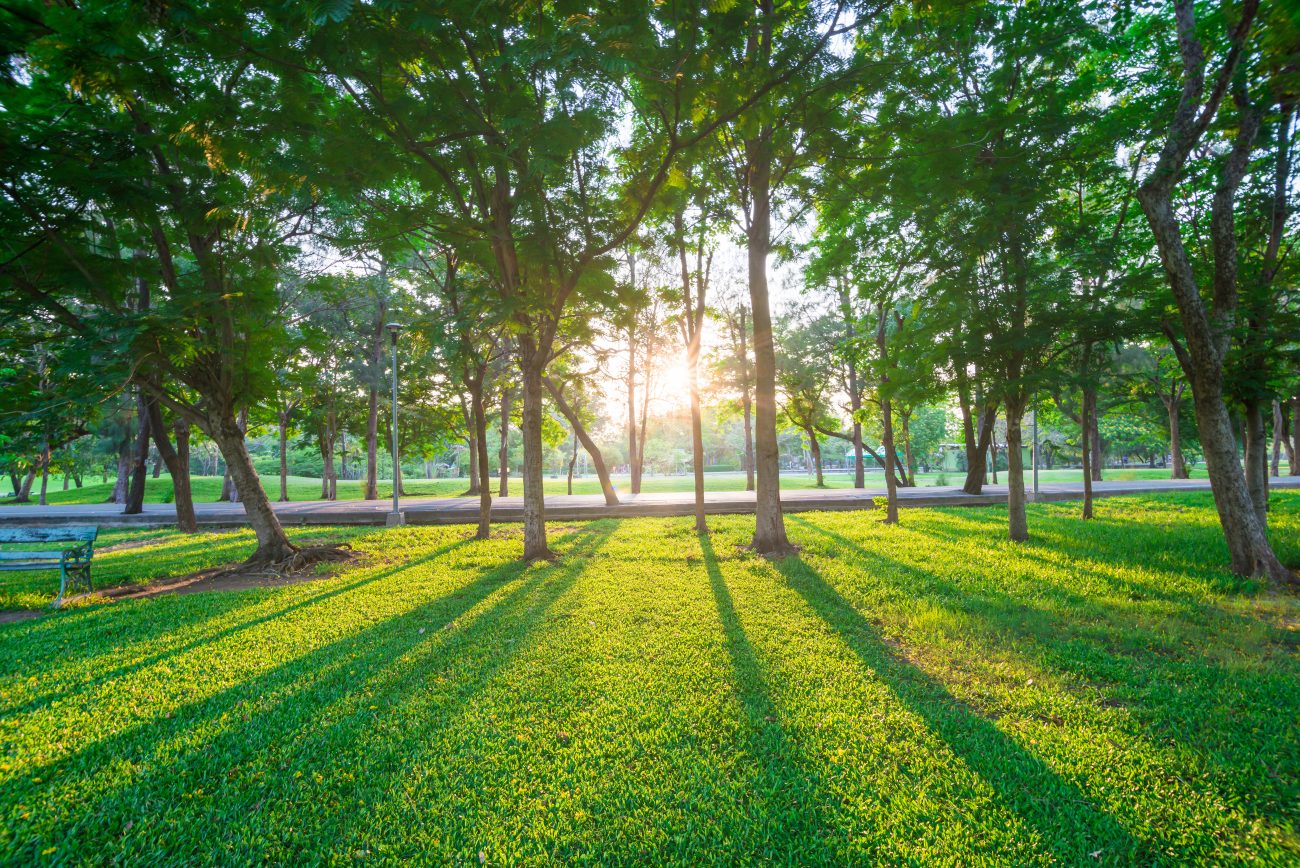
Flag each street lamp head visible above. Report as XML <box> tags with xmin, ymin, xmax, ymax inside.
<box><xmin>385</xmin><ymin>322</ymin><xmax>403</xmax><ymax>335</ymax></box>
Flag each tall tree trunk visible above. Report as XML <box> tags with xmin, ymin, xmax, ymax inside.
<box><xmin>109</xmin><ymin>434</ymin><xmax>130</xmax><ymax>504</ymax></box>
<box><xmin>745</xmin><ymin>134</ymin><xmax>793</xmax><ymax>555</ymax></box>
<box><xmin>689</xmin><ymin>355</ymin><xmax>707</xmax><ymax>528</ymax></box>
<box><xmin>1243</xmin><ymin>399</ymin><xmax>1269</xmax><ymax>519</ymax></box>
<box><xmin>278</xmin><ymin>408</ymin><xmax>291</xmax><ymax>502</ymax></box>
<box><xmin>124</xmin><ymin>261</ymin><xmax>151</xmax><ymax>514</ymax></box>
<box><xmin>1081</xmin><ymin>380</ymin><xmax>1095</xmax><ymax>520</ymax></box>
<box><xmin>1291</xmin><ymin>396</ymin><xmax>1300</xmax><ymax>476</ymax></box>
<box><xmin>1193</xmin><ymin>385</ymin><xmax>1285</xmax><ymax>578</ymax></box>
<box><xmin>320</xmin><ymin>420</ymin><xmax>338</xmax><ymax>502</ymax></box>
<box><xmin>808</xmin><ymin>429</ymin><xmax>824</xmax><ymax>488</ymax></box>
<box><xmin>567</xmin><ymin>432</ymin><xmax>578</xmax><ymax>495</ymax></box>
<box><xmin>338</xmin><ymin>433</ymin><xmax>348</xmax><ymax>483</ymax></box>
<box><xmin>470</xmin><ymin>381</ymin><xmax>492</xmax><ymax>540</ymax></box>
<box><xmin>498</xmin><ymin>384</ymin><xmax>511</xmax><ymax>497</ymax></box>
<box><xmin>209</xmin><ymin>413</ymin><xmax>296</xmax><ymax>564</ymax></box>
<box><xmin>463</xmin><ymin>396</ymin><xmax>481</xmax><ymax>496</ymax></box>
<box><xmin>1270</xmin><ymin>400</ymin><xmax>1283</xmax><ymax>478</ymax></box>
<box><xmin>466</xmin><ymin>433</ymin><xmax>480</xmax><ymax>495</ymax></box>
<box><xmin>174</xmin><ymin>418</ymin><xmax>191</xmax><ymax>492</ymax></box>
<box><xmin>877</xmin><ymin>301</ymin><xmax>899</xmax><ymax>524</ymax></box>
<box><xmin>675</xmin><ymin>208</ymin><xmax>709</xmax><ymax>533</ymax></box>
<box><xmin>840</xmin><ymin>280</ymin><xmax>866</xmax><ymax>488</ymax></box>
<box><xmin>740</xmin><ymin>309</ymin><xmax>755</xmax><ymax>493</ymax></box>
<box><xmin>146</xmin><ymin>398</ymin><xmax>197</xmax><ymax>532</ymax></box>
<box><xmin>1167</xmin><ymin>389</ymin><xmax>1188</xmax><ymax>479</ymax></box>
<box><xmin>365</xmin><ymin>382</ymin><xmax>380</xmax><ymax>500</ymax></box>
<box><xmin>626</xmin><ymin>254</ymin><xmax>642</xmax><ymax>496</ymax></box>
<box><xmin>900</xmin><ymin>411</ymin><xmax>915</xmax><ymax>487</ymax></box>
<box><xmin>988</xmin><ymin>428</ymin><xmax>998</xmax><ymax>485</ymax></box>
<box><xmin>365</xmin><ymin>292</ymin><xmax>386</xmax><ymax>501</ymax></box>
<box><xmin>17</xmin><ymin>469</ymin><xmax>36</xmax><ymax>503</ymax></box>
<box><xmin>1085</xmin><ymin>386</ymin><xmax>1103</xmax><ymax>481</ymax></box>
<box><xmin>880</xmin><ymin>398</ymin><xmax>899</xmax><ymax>524</ymax></box>
<box><xmin>219</xmin><ymin>408</ymin><xmax>247</xmax><ymax>503</ymax></box>
<box><xmin>1005</xmin><ymin>394</ymin><xmax>1029</xmax><ymax>541</ymax></box>
<box><xmin>37</xmin><ymin>448</ymin><xmax>50</xmax><ymax>507</ymax></box>
<box><xmin>962</xmin><ymin>395</ymin><xmax>996</xmax><ymax>495</ymax></box>
<box><xmin>544</xmin><ymin>377</ymin><xmax>619</xmax><ymax>506</ymax></box>
<box><xmin>519</xmin><ymin>352</ymin><xmax>551</xmax><ymax>560</ymax></box>
<box><xmin>1134</xmin><ymin>6</ymin><xmax>1286</xmax><ymax>582</ymax></box>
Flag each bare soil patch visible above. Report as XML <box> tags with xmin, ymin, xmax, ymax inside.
<box><xmin>1</xmin><ymin>544</ymin><xmax>362</xmax><ymax>622</ymax></box>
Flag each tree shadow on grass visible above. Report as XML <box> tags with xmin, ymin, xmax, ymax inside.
<box><xmin>0</xmin><ymin>531</ymin><xmax>324</xmax><ymax>608</ymax></box>
<box><xmin>787</xmin><ymin>515</ymin><xmax>1298</xmax><ymax>857</ymax></box>
<box><xmin>2</xmin><ymin>523</ymin><xmax>618</xmax><ymax>862</ymax></box>
<box><xmin>698</xmin><ymin>534</ymin><xmax>835</xmax><ymax>862</ymax></box>
<box><xmin>914</xmin><ymin>495</ymin><xmax>1300</xmax><ymax>593</ymax></box>
<box><xmin>770</xmin><ymin>552</ymin><xmax>1145</xmax><ymax>864</ymax></box>
<box><xmin>0</xmin><ymin>537</ymin><xmax>479</xmax><ymax>719</ymax></box>
<box><xmin>324</xmin><ymin>523</ymin><xmax>619</xmax><ymax>854</ymax></box>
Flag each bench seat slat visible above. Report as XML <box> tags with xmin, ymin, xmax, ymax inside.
<box><xmin>0</xmin><ymin>526</ymin><xmax>98</xmax><ymax>543</ymax></box>
<box><xmin>0</xmin><ymin>526</ymin><xmax>98</xmax><ymax>606</ymax></box>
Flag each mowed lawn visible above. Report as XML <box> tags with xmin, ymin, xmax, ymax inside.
<box><xmin>5</xmin><ymin>465</ymin><xmax>1212</xmax><ymax>506</ymax></box>
<box><xmin>0</xmin><ymin>493</ymin><xmax>1296</xmax><ymax>864</ymax></box>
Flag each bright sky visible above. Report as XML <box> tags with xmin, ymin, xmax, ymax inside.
<box><xmin>595</xmin><ymin>243</ymin><xmax>810</xmax><ymax>423</ymax></box>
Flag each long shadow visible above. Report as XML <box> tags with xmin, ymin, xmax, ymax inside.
<box><xmin>0</xmin><ymin>537</ymin><xmax>479</xmax><ymax>719</ymax></box>
<box><xmin>698</xmin><ymin>534</ymin><xmax>835</xmax><ymax>861</ymax></box>
<box><xmin>325</xmin><ymin>523</ymin><xmax>617</xmax><ymax>851</ymax></box>
<box><xmin>920</xmin><ymin>493</ymin><xmax>1300</xmax><ymax>590</ymax></box>
<box><xmin>770</xmin><ymin>553</ymin><xmax>1146</xmax><ymax>864</ymax></box>
<box><xmin>2</xmin><ymin>521</ymin><xmax>380</xmax><ymax>605</ymax></box>
<box><xmin>788</xmin><ymin>516</ymin><xmax>1299</xmax><ymax>840</ymax></box>
<box><xmin>797</xmin><ymin>515</ymin><xmax>1293</xmax><ymax>676</ymax></box>
<box><xmin>4</xmin><ymin>522</ymin><xmax>621</xmax><ymax>861</ymax></box>
<box><xmin>1</xmin><ymin>524</ymin><xmax>613</xmax><ymax>827</ymax></box>
<box><xmin>0</xmin><ymin>526</ymin><xmax>375</xmax><ymax>648</ymax></box>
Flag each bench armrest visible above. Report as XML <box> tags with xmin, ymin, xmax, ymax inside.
<box><xmin>62</xmin><ymin>541</ymin><xmax>94</xmax><ymax>563</ymax></box>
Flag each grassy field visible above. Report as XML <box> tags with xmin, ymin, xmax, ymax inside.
<box><xmin>0</xmin><ymin>491</ymin><xmax>1295</xmax><ymax>863</ymax></box>
<box><xmin>6</xmin><ymin>465</ymin><xmax>1211</xmax><ymax>506</ymax></box>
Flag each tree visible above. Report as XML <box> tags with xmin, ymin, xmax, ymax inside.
<box><xmin>717</xmin><ymin>0</ymin><xmax>858</xmax><ymax>554</ymax></box>
<box><xmin>714</xmin><ymin>286</ymin><xmax>757</xmax><ymax>492</ymax></box>
<box><xmin>1</xmin><ymin>6</ymin><xmax>346</xmax><ymax>564</ymax></box>
<box><xmin>1133</xmin><ymin>0</ymin><xmax>1290</xmax><ymax>583</ymax></box>
<box><xmin>777</xmin><ymin>314</ymin><xmax>835</xmax><ymax>489</ymax></box>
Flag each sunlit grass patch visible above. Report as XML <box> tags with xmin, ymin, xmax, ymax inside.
<box><xmin>0</xmin><ymin>493</ymin><xmax>1295</xmax><ymax>864</ymax></box>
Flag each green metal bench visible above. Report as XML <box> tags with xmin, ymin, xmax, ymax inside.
<box><xmin>0</xmin><ymin>526</ymin><xmax>98</xmax><ymax>608</ymax></box>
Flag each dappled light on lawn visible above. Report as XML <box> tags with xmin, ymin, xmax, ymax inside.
<box><xmin>0</xmin><ymin>492</ymin><xmax>1295</xmax><ymax>863</ymax></box>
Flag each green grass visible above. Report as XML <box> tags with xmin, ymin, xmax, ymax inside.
<box><xmin>6</xmin><ymin>465</ymin><xmax>1211</xmax><ymax>506</ymax></box>
<box><xmin>0</xmin><ymin>491</ymin><xmax>1296</xmax><ymax>863</ymax></box>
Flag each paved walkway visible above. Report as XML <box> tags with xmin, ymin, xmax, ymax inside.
<box><xmin>2</xmin><ymin>477</ymin><xmax>1298</xmax><ymax>528</ymax></box>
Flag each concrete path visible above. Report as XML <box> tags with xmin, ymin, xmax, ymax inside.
<box><xmin>2</xmin><ymin>477</ymin><xmax>1298</xmax><ymax>528</ymax></box>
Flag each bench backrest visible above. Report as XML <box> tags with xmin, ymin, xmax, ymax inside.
<box><xmin>0</xmin><ymin>526</ymin><xmax>98</xmax><ymax>544</ymax></box>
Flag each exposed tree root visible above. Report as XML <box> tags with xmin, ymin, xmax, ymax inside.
<box><xmin>216</xmin><ymin>542</ymin><xmax>356</xmax><ymax>582</ymax></box>
<box><xmin>525</xmin><ymin>547</ymin><xmax>559</xmax><ymax>563</ymax></box>
<box><xmin>746</xmin><ymin>542</ymin><xmax>800</xmax><ymax>560</ymax></box>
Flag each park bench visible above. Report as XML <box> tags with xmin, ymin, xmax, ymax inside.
<box><xmin>0</xmin><ymin>526</ymin><xmax>98</xmax><ymax>608</ymax></box>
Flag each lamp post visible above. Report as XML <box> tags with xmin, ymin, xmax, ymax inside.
<box><xmin>386</xmin><ymin>322</ymin><xmax>404</xmax><ymax>527</ymax></box>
